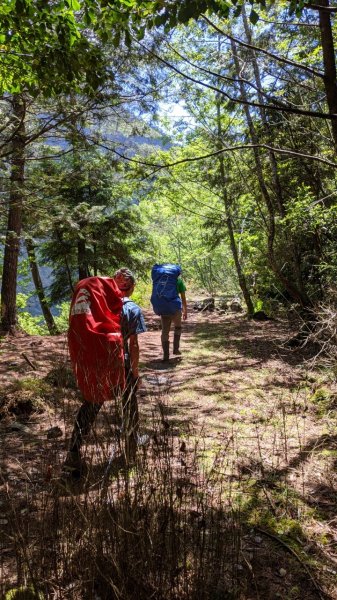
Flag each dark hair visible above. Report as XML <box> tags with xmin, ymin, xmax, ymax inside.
<box><xmin>114</xmin><ymin>268</ymin><xmax>135</xmax><ymax>291</ymax></box>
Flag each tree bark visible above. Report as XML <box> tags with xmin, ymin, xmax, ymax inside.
<box><xmin>77</xmin><ymin>237</ymin><xmax>89</xmax><ymax>280</ymax></box>
<box><xmin>1</xmin><ymin>95</ymin><xmax>26</xmax><ymax>333</ymax></box>
<box><xmin>25</xmin><ymin>238</ymin><xmax>59</xmax><ymax>335</ymax></box>
<box><xmin>316</xmin><ymin>0</ymin><xmax>337</xmax><ymax>150</ymax></box>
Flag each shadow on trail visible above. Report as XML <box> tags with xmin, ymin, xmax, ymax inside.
<box><xmin>4</xmin><ymin>427</ymin><xmax>334</xmax><ymax>600</ymax></box>
<box><xmin>235</xmin><ymin>431</ymin><xmax>337</xmax><ymax>585</ymax></box>
<box><xmin>190</xmin><ymin>316</ymin><xmax>318</xmax><ymax>368</ymax></box>
<box><xmin>55</xmin><ymin>453</ymin><xmax>128</xmax><ymax>497</ymax></box>
<box><xmin>136</xmin><ymin>316</ymin><xmax>313</xmax><ymax>435</ymax></box>
<box><xmin>142</xmin><ymin>357</ymin><xmax>182</xmax><ymax>372</ymax></box>
<box><xmin>2</xmin><ymin>392</ymin><xmax>336</xmax><ymax>599</ymax></box>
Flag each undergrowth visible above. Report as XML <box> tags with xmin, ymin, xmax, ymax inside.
<box><xmin>1</xmin><ymin>346</ymin><xmax>337</xmax><ymax>600</ymax></box>
<box><xmin>1</xmin><ymin>397</ymin><xmax>333</xmax><ymax>600</ymax></box>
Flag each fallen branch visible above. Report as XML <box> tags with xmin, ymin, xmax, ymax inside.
<box><xmin>21</xmin><ymin>352</ymin><xmax>37</xmax><ymax>370</ymax></box>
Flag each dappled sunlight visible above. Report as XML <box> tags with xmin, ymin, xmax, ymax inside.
<box><xmin>1</xmin><ymin>310</ymin><xmax>337</xmax><ymax>598</ymax></box>
<box><xmin>2</xmin><ymin>0</ymin><xmax>337</xmax><ymax>594</ymax></box>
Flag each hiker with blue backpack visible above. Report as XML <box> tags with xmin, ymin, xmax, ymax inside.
<box><xmin>64</xmin><ymin>268</ymin><xmax>146</xmax><ymax>477</ymax></box>
<box><xmin>150</xmin><ymin>263</ymin><xmax>188</xmax><ymax>362</ymax></box>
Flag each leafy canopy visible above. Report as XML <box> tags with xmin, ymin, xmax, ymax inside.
<box><xmin>94</xmin><ymin>0</ymin><xmax>315</xmax><ymax>36</ymax></box>
<box><xmin>0</xmin><ymin>0</ymin><xmax>106</xmax><ymax>95</ymax></box>
<box><xmin>0</xmin><ymin>0</ymin><xmax>315</xmax><ymax>95</ymax></box>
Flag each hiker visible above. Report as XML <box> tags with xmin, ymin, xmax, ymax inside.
<box><xmin>64</xmin><ymin>268</ymin><xmax>146</xmax><ymax>476</ymax></box>
<box><xmin>150</xmin><ymin>263</ymin><xmax>188</xmax><ymax>362</ymax></box>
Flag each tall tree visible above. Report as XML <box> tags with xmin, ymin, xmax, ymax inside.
<box><xmin>25</xmin><ymin>237</ymin><xmax>59</xmax><ymax>335</ymax></box>
<box><xmin>1</xmin><ymin>95</ymin><xmax>26</xmax><ymax>333</ymax></box>
<box><xmin>31</xmin><ymin>150</ymin><xmax>149</xmax><ymax>304</ymax></box>
<box><xmin>215</xmin><ymin>93</ymin><xmax>254</xmax><ymax>314</ymax></box>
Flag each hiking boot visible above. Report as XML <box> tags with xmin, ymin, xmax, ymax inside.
<box><xmin>161</xmin><ymin>340</ymin><xmax>170</xmax><ymax>362</ymax></box>
<box><xmin>62</xmin><ymin>450</ymin><xmax>85</xmax><ymax>480</ymax></box>
<box><xmin>173</xmin><ymin>333</ymin><xmax>181</xmax><ymax>355</ymax></box>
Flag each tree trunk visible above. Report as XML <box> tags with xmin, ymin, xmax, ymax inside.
<box><xmin>216</xmin><ymin>95</ymin><xmax>254</xmax><ymax>315</ymax></box>
<box><xmin>241</xmin><ymin>7</ymin><xmax>285</xmax><ymax>216</ymax></box>
<box><xmin>241</xmin><ymin>8</ymin><xmax>311</xmax><ymax>302</ymax></box>
<box><xmin>93</xmin><ymin>241</ymin><xmax>98</xmax><ymax>276</ymax></box>
<box><xmin>55</xmin><ymin>228</ymin><xmax>74</xmax><ymax>294</ymax></box>
<box><xmin>25</xmin><ymin>238</ymin><xmax>59</xmax><ymax>335</ymax></box>
<box><xmin>316</xmin><ymin>0</ymin><xmax>337</xmax><ymax>151</ymax></box>
<box><xmin>77</xmin><ymin>237</ymin><xmax>89</xmax><ymax>280</ymax></box>
<box><xmin>1</xmin><ymin>95</ymin><xmax>26</xmax><ymax>333</ymax></box>
<box><xmin>231</xmin><ymin>38</ymin><xmax>311</xmax><ymax>307</ymax></box>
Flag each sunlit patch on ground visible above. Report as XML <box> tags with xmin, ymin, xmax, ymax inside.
<box><xmin>1</xmin><ymin>309</ymin><xmax>337</xmax><ymax>598</ymax></box>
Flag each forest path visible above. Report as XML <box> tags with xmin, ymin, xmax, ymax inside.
<box><xmin>0</xmin><ymin>308</ymin><xmax>334</xmax><ymax>491</ymax></box>
<box><xmin>140</xmin><ymin>309</ymin><xmax>310</xmax><ymax>435</ymax></box>
<box><xmin>138</xmin><ymin>309</ymin><xmax>324</xmax><ymax>447</ymax></box>
<box><xmin>138</xmin><ymin>310</ymin><xmax>333</xmax><ymax>495</ymax></box>
<box><xmin>1</xmin><ymin>309</ymin><xmax>337</xmax><ymax>598</ymax></box>
<box><xmin>139</xmin><ymin>310</ymin><xmax>337</xmax><ymax>600</ymax></box>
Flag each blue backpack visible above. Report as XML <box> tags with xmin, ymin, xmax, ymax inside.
<box><xmin>151</xmin><ymin>264</ymin><xmax>182</xmax><ymax>316</ymax></box>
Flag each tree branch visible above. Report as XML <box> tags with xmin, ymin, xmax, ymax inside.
<box><xmin>135</xmin><ymin>39</ymin><xmax>337</xmax><ymax>121</ymax></box>
<box><xmin>201</xmin><ymin>14</ymin><xmax>324</xmax><ymax>79</ymax></box>
<box><xmin>167</xmin><ymin>42</ymin><xmax>297</xmax><ymax>111</ymax></box>
<box><xmin>88</xmin><ymin>136</ymin><xmax>337</xmax><ymax>170</ymax></box>
<box><xmin>309</xmin><ymin>3</ymin><xmax>337</xmax><ymax>11</ymax></box>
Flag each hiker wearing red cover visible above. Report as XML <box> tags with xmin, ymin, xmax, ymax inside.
<box><xmin>65</xmin><ymin>268</ymin><xmax>146</xmax><ymax>477</ymax></box>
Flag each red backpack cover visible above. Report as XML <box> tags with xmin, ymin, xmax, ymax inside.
<box><xmin>68</xmin><ymin>277</ymin><xmax>125</xmax><ymax>403</ymax></box>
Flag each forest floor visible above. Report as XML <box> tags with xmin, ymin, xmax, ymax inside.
<box><xmin>1</xmin><ymin>307</ymin><xmax>337</xmax><ymax>599</ymax></box>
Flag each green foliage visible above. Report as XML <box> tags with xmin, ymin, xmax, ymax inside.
<box><xmin>0</xmin><ymin>0</ymin><xmax>313</xmax><ymax>97</ymax></box>
<box><xmin>16</xmin><ymin>292</ymin><xmax>29</xmax><ymax>310</ymax></box>
<box><xmin>130</xmin><ymin>280</ymin><xmax>152</xmax><ymax>309</ymax></box>
<box><xmin>18</xmin><ymin>311</ymin><xmax>47</xmax><ymax>335</ymax></box>
<box><xmin>280</xmin><ymin>186</ymin><xmax>337</xmax><ymax>293</ymax></box>
<box><xmin>311</xmin><ymin>388</ymin><xmax>330</xmax><ymax>404</ymax></box>
<box><xmin>0</xmin><ymin>1</ymin><xmax>108</xmax><ymax>95</ymax></box>
<box><xmin>3</xmin><ymin>0</ymin><xmax>337</xmax><ymax>322</ymax></box>
<box><xmin>16</xmin><ymin>377</ymin><xmax>52</xmax><ymax>397</ymax></box>
<box><xmin>5</xmin><ymin>586</ymin><xmax>43</xmax><ymax>600</ymax></box>
<box><xmin>282</xmin><ymin>186</ymin><xmax>337</xmax><ymax>237</ymax></box>
<box><xmin>137</xmin><ymin>140</ymin><xmax>240</xmax><ymax>295</ymax></box>
<box><xmin>54</xmin><ymin>302</ymin><xmax>71</xmax><ymax>333</ymax></box>
<box><xmin>27</xmin><ymin>150</ymin><xmax>151</xmax><ymax>303</ymax></box>
<box><xmin>17</xmin><ymin>293</ymin><xmax>48</xmax><ymax>334</ymax></box>
<box><xmin>253</xmin><ymin>298</ymin><xmax>264</xmax><ymax>312</ymax></box>
<box><xmin>17</xmin><ymin>294</ymin><xmax>69</xmax><ymax>335</ymax></box>
<box><xmin>92</xmin><ymin>0</ymin><xmax>299</xmax><ymax>37</ymax></box>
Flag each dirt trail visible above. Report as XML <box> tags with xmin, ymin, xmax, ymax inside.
<box><xmin>1</xmin><ymin>309</ymin><xmax>337</xmax><ymax>598</ymax></box>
